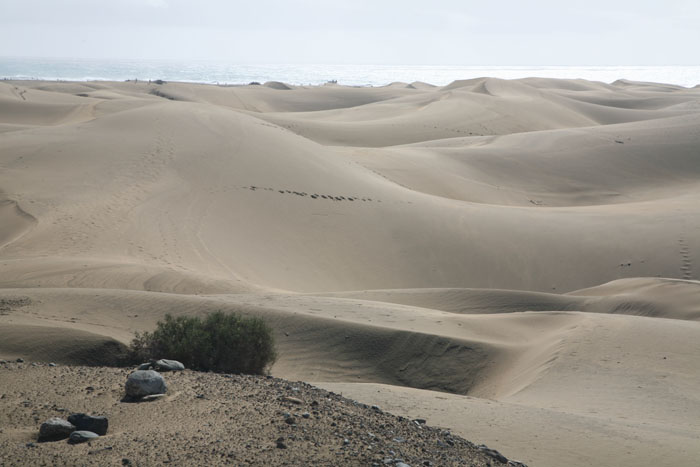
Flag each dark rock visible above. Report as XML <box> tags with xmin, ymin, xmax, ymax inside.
<box><xmin>48</xmin><ymin>363</ymin><xmax>56</xmax><ymax>367</ymax></box>
<box><xmin>276</xmin><ymin>437</ymin><xmax>287</xmax><ymax>449</ymax></box>
<box><xmin>478</xmin><ymin>445</ymin><xmax>508</xmax><ymax>463</ymax></box>
<box><xmin>284</xmin><ymin>416</ymin><xmax>297</xmax><ymax>425</ymax></box>
<box><xmin>137</xmin><ymin>362</ymin><xmax>152</xmax><ymax>370</ymax></box>
<box><xmin>67</xmin><ymin>413</ymin><xmax>108</xmax><ymax>436</ymax></box>
<box><xmin>16</xmin><ymin>358</ymin><xmax>24</xmax><ymax>363</ymax></box>
<box><xmin>68</xmin><ymin>430</ymin><xmax>99</xmax><ymax>444</ymax></box>
<box><xmin>154</xmin><ymin>359</ymin><xmax>185</xmax><ymax>372</ymax></box>
<box><xmin>125</xmin><ymin>370</ymin><xmax>167</xmax><ymax>399</ymax></box>
<box><xmin>38</xmin><ymin>417</ymin><xmax>75</xmax><ymax>442</ymax></box>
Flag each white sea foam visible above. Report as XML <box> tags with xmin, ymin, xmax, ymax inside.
<box><xmin>1</xmin><ymin>58</ymin><xmax>699</xmax><ymax>88</ymax></box>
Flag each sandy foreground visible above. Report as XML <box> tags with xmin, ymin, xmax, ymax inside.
<box><xmin>0</xmin><ymin>77</ymin><xmax>699</xmax><ymax>466</ymax></box>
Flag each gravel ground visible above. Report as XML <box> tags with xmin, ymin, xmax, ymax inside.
<box><xmin>0</xmin><ymin>362</ymin><xmax>521</xmax><ymax>466</ymax></box>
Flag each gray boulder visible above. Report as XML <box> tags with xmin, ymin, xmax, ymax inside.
<box><xmin>154</xmin><ymin>359</ymin><xmax>185</xmax><ymax>371</ymax></box>
<box><xmin>68</xmin><ymin>430</ymin><xmax>99</xmax><ymax>444</ymax></box>
<box><xmin>125</xmin><ymin>370</ymin><xmax>167</xmax><ymax>399</ymax></box>
<box><xmin>38</xmin><ymin>417</ymin><xmax>75</xmax><ymax>442</ymax></box>
<box><xmin>67</xmin><ymin>413</ymin><xmax>108</xmax><ymax>436</ymax></box>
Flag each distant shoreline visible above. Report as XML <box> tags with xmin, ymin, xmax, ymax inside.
<box><xmin>2</xmin><ymin>59</ymin><xmax>699</xmax><ymax>87</ymax></box>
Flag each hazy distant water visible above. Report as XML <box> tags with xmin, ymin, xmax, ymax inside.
<box><xmin>2</xmin><ymin>58</ymin><xmax>699</xmax><ymax>88</ymax></box>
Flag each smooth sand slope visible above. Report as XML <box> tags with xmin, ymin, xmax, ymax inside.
<box><xmin>1</xmin><ymin>77</ymin><xmax>699</xmax><ymax>466</ymax></box>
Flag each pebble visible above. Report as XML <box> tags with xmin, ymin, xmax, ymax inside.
<box><xmin>279</xmin><ymin>396</ymin><xmax>303</xmax><ymax>405</ymax></box>
<box><xmin>478</xmin><ymin>445</ymin><xmax>508</xmax><ymax>463</ymax></box>
<box><xmin>68</xmin><ymin>430</ymin><xmax>100</xmax><ymax>444</ymax></box>
<box><xmin>38</xmin><ymin>417</ymin><xmax>76</xmax><ymax>442</ymax></box>
<box><xmin>139</xmin><ymin>393</ymin><xmax>166</xmax><ymax>402</ymax></box>
<box><xmin>154</xmin><ymin>359</ymin><xmax>185</xmax><ymax>372</ymax></box>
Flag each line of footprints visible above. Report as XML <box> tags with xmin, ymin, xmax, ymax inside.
<box><xmin>679</xmin><ymin>236</ymin><xmax>693</xmax><ymax>280</ymax></box>
<box><xmin>242</xmin><ymin>185</ymin><xmax>385</xmax><ymax>204</ymax></box>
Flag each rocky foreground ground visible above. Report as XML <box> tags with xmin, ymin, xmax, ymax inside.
<box><xmin>0</xmin><ymin>362</ymin><xmax>523</xmax><ymax>466</ymax></box>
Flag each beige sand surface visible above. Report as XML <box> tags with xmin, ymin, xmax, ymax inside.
<box><xmin>1</xmin><ymin>78</ymin><xmax>699</xmax><ymax>466</ymax></box>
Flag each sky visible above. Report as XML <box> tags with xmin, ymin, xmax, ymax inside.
<box><xmin>1</xmin><ymin>0</ymin><xmax>699</xmax><ymax>65</ymax></box>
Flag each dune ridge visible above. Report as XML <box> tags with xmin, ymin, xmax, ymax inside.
<box><xmin>1</xmin><ymin>77</ymin><xmax>699</xmax><ymax>466</ymax></box>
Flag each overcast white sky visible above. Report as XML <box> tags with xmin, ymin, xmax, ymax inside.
<box><xmin>1</xmin><ymin>0</ymin><xmax>698</xmax><ymax>65</ymax></box>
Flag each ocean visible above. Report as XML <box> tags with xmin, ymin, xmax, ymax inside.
<box><xmin>1</xmin><ymin>58</ymin><xmax>699</xmax><ymax>88</ymax></box>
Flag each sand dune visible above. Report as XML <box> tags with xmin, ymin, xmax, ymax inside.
<box><xmin>1</xmin><ymin>77</ymin><xmax>699</xmax><ymax>466</ymax></box>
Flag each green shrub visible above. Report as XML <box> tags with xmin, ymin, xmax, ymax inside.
<box><xmin>129</xmin><ymin>312</ymin><xmax>277</xmax><ymax>374</ymax></box>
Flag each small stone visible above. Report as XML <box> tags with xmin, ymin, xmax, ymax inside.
<box><xmin>284</xmin><ymin>416</ymin><xmax>297</xmax><ymax>425</ymax></box>
<box><xmin>343</xmin><ymin>438</ymin><xmax>350</xmax><ymax>445</ymax></box>
<box><xmin>137</xmin><ymin>362</ymin><xmax>152</xmax><ymax>370</ymax></box>
<box><xmin>48</xmin><ymin>363</ymin><xmax>56</xmax><ymax>367</ymax></box>
<box><xmin>279</xmin><ymin>396</ymin><xmax>303</xmax><ymax>405</ymax></box>
<box><xmin>478</xmin><ymin>445</ymin><xmax>508</xmax><ymax>463</ymax></box>
<box><xmin>68</xmin><ymin>430</ymin><xmax>99</xmax><ymax>444</ymax></box>
<box><xmin>413</xmin><ymin>418</ymin><xmax>427</xmax><ymax>425</ymax></box>
<box><xmin>153</xmin><ymin>359</ymin><xmax>185</xmax><ymax>372</ymax></box>
<box><xmin>26</xmin><ymin>442</ymin><xmax>37</xmax><ymax>448</ymax></box>
<box><xmin>276</xmin><ymin>437</ymin><xmax>287</xmax><ymax>449</ymax></box>
<box><xmin>139</xmin><ymin>394</ymin><xmax>166</xmax><ymax>402</ymax></box>
<box><xmin>302</xmin><ymin>412</ymin><xmax>310</xmax><ymax>419</ymax></box>
<box><xmin>125</xmin><ymin>370</ymin><xmax>167</xmax><ymax>399</ymax></box>
<box><xmin>67</xmin><ymin>414</ymin><xmax>108</xmax><ymax>436</ymax></box>
<box><xmin>38</xmin><ymin>418</ymin><xmax>75</xmax><ymax>442</ymax></box>
<box><xmin>396</xmin><ymin>463</ymin><xmax>411</xmax><ymax>467</ymax></box>
<box><xmin>122</xmin><ymin>458</ymin><xmax>132</xmax><ymax>465</ymax></box>
<box><xmin>16</xmin><ymin>358</ymin><xmax>24</xmax><ymax>363</ymax></box>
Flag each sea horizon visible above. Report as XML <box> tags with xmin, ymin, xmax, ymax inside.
<box><xmin>1</xmin><ymin>57</ymin><xmax>699</xmax><ymax>88</ymax></box>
